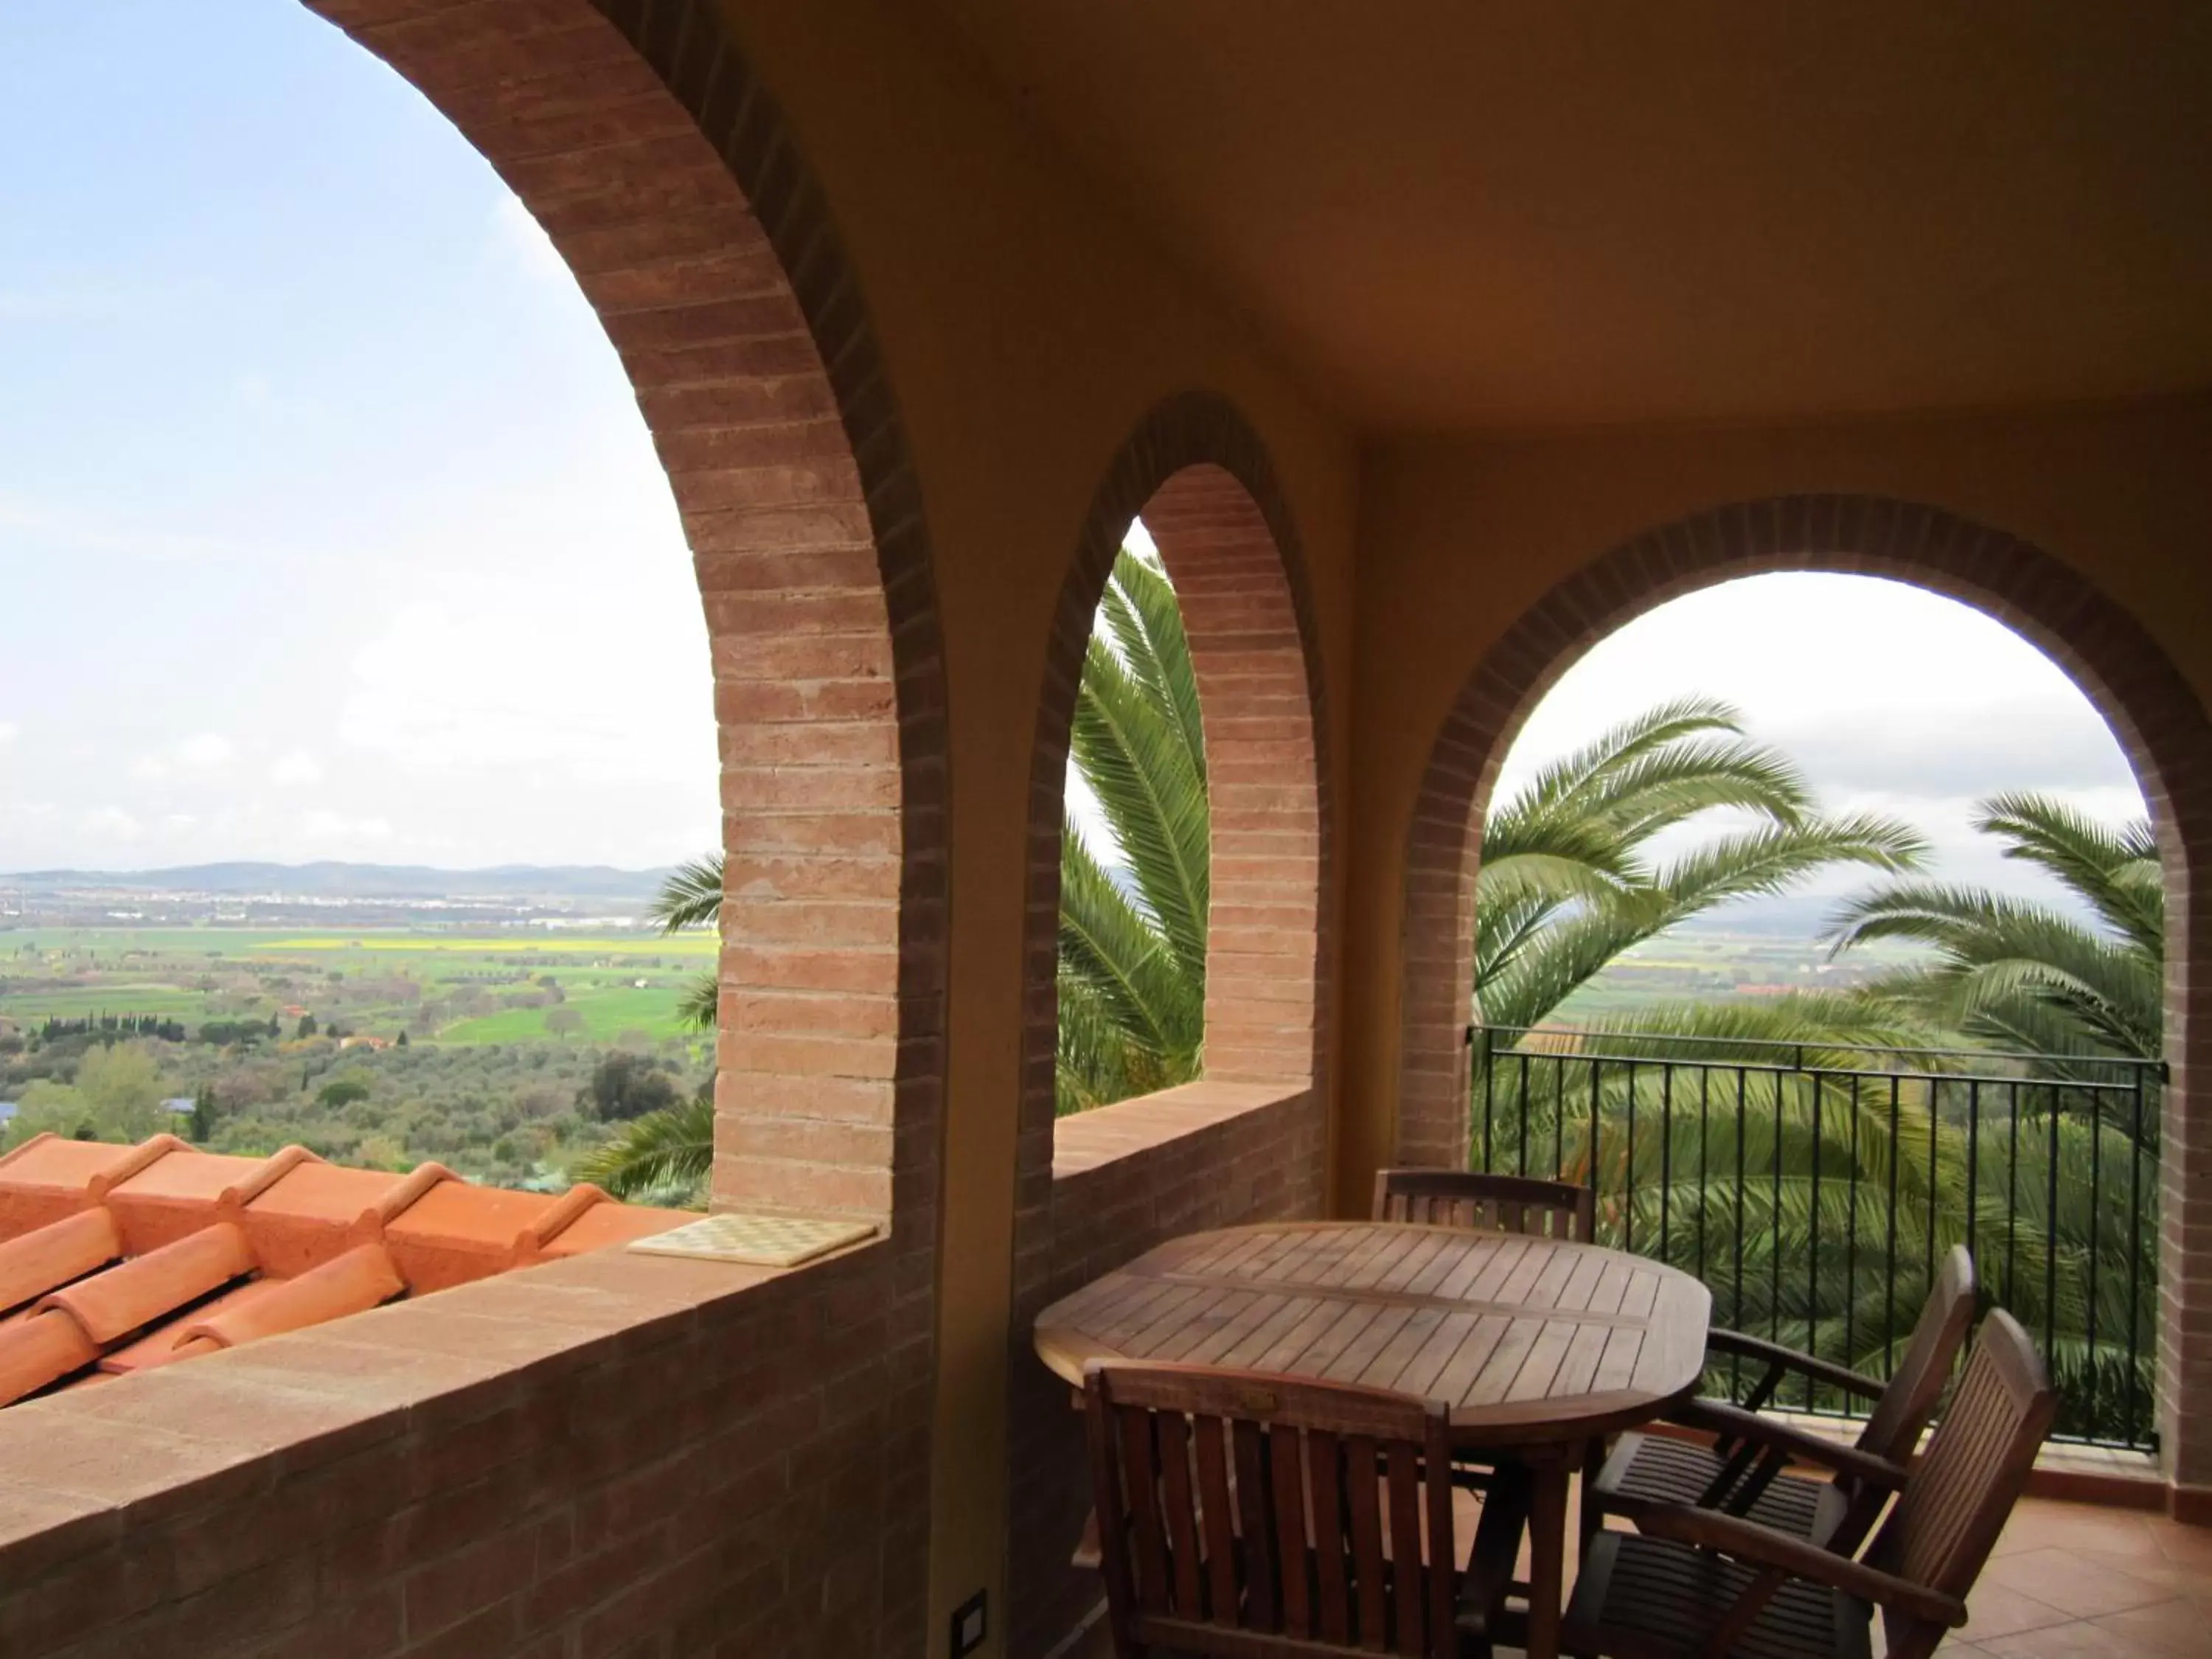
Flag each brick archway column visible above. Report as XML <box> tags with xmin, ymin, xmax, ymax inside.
<box><xmin>306</xmin><ymin>0</ymin><xmax>949</xmax><ymax>1643</ymax></box>
<box><xmin>1006</xmin><ymin>394</ymin><xmax>1333</xmax><ymax>1650</ymax></box>
<box><xmin>1395</xmin><ymin>493</ymin><xmax>2212</xmax><ymax>1512</ymax></box>
<box><xmin>1145</xmin><ymin>467</ymin><xmax>1324</xmax><ymax>1082</ymax></box>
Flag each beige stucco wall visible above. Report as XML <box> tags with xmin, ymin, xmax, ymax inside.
<box><xmin>713</xmin><ymin>2</ymin><xmax>2212</xmax><ymax>1616</ymax></box>
<box><xmin>709</xmin><ymin>0</ymin><xmax>1360</xmax><ymax>1641</ymax></box>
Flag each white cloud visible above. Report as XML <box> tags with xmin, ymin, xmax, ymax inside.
<box><xmin>175</xmin><ymin>732</ymin><xmax>237</xmax><ymax>770</ymax></box>
<box><xmin>129</xmin><ymin>731</ymin><xmax>239</xmax><ymax>782</ymax></box>
<box><xmin>269</xmin><ymin>749</ymin><xmax>324</xmax><ymax>785</ymax></box>
<box><xmin>338</xmin><ymin>592</ymin><xmax>712</xmax><ymax>790</ymax></box>
<box><xmin>0</xmin><ymin>720</ymin><xmax>17</xmax><ymax>745</ymax></box>
<box><xmin>301</xmin><ymin>808</ymin><xmax>392</xmax><ymax>844</ymax></box>
<box><xmin>80</xmin><ymin>807</ymin><xmax>142</xmax><ymax>842</ymax></box>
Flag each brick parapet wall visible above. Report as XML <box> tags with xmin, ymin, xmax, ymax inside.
<box><xmin>1005</xmin><ymin>1084</ymin><xmax>1323</xmax><ymax>1655</ymax></box>
<box><xmin>0</xmin><ymin>1245</ymin><xmax>911</xmax><ymax>1657</ymax></box>
<box><xmin>1395</xmin><ymin>493</ymin><xmax>2212</xmax><ymax>1503</ymax></box>
<box><xmin>1004</xmin><ymin>397</ymin><xmax>1336</xmax><ymax>1652</ymax></box>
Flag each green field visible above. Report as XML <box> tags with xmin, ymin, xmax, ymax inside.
<box><xmin>440</xmin><ymin>984</ymin><xmax>694</xmax><ymax>1044</ymax></box>
<box><xmin>0</xmin><ymin>985</ymin><xmax>215</xmax><ymax>1020</ymax></box>
<box><xmin>0</xmin><ymin>926</ymin><xmax>716</xmax><ymax>1046</ymax></box>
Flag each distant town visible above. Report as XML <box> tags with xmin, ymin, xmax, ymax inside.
<box><xmin>0</xmin><ymin>860</ymin><xmax>673</xmax><ymax>931</ymax></box>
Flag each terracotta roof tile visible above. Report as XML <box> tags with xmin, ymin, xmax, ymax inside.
<box><xmin>99</xmin><ymin>1279</ymin><xmax>283</xmax><ymax>1374</ymax></box>
<box><xmin>537</xmin><ymin>1197</ymin><xmax>692</xmax><ymax>1259</ymax></box>
<box><xmin>382</xmin><ymin>1180</ymin><xmax>556</xmax><ymax>1292</ymax></box>
<box><xmin>41</xmin><ymin>1222</ymin><xmax>254</xmax><ymax>1343</ymax></box>
<box><xmin>0</xmin><ymin>1208</ymin><xmax>122</xmax><ymax>1315</ymax></box>
<box><xmin>0</xmin><ymin>1310</ymin><xmax>100</xmax><ymax>1404</ymax></box>
<box><xmin>0</xmin><ymin>1132</ymin><xmax>688</xmax><ymax>1408</ymax></box>
<box><xmin>240</xmin><ymin>1161</ymin><xmax>402</xmax><ymax>1279</ymax></box>
<box><xmin>104</xmin><ymin>1147</ymin><xmax>289</xmax><ymax>1255</ymax></box>
<box><xmin>178</xmin><ymin>1242</ymin><xmax>403</xmax><ymax>1352</ymax></box>
<box><xmin>0</xmin><ymin>1136</ymin><xmax>165</xmax><ymax>1236</ymax></box>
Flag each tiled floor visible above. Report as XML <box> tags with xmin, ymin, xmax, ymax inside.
<box><xmin>1937</xmin><ymin>1498</ymin><xmax>2212</xmax><ymax>1658</ymax></box>
<box><xmin>1059</xmin><ymin>1495</ymin><xmax>2212</xmax><ymax>1658</ymax></box>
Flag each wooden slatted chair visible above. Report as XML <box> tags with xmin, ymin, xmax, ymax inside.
<box><xmin>1586</xmin><ymin>1245</ymin><xmax>1976</xmax><ymax>1554</ymax></box>
<box><xmin>1369</xmin><ymin>1166</ymin><xmax>1596</xmax><ymax>1594</ymax></box>
<box><xmin>1371</xmin><ymin>1169</ymin><xmax>1596</xmax><ymax>1240</ymax></box>
<box><xmin>1082</xmin><ymin>1362</ymin><xmax>1515</xmax><ymax>1658</ymax></box>
<box><xmin>1560</xmin><ymin>1309</ymin><xmax>2056</xmax><ymax>1659</ymax></box>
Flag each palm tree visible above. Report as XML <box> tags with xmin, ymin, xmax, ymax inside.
<box><xmin>1484</xmin><ymin>791</ymin><xmax>2165</xmax><ymax>1443</ymax></box>
<box><xmin>575</xmin><ymin>858</ymin><xmax>723</xmax><ymax>1204</ymax></box>
<box><xmin>571</xmin><ymin>1091</ymin><xmax>714</xmax><ymax>1207</ymax></box>
<box><xmin>1829</xmin><ymin>793</ymin><xmax>2161</xmax><ymax>1071</ymax></box>
<box><xmin>1475</xmin><ymin>698</ymin><xmax>1927</xmax><ymax>1032</ymax></box>
<box><xmin>1824</xmin><ymin>792</ymin><xmax>2164</xmax><ymax>1435</ymax></box>
<box><xmin>1467</xmin><ymin>710</ymin><xmax>1955</xmax><ymax>1421</ymax></box>
<box><xmin>1056</xmin><ymin>546</ymin><xmax>1208</xmax><ymax>1112</ymax></box>
<box><xmin>651</xmin><ymin>855</ymin><xmax>723</xmax><ymax>1033</ymax></box>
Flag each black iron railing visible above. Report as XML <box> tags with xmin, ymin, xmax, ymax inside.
<box><xmin>1470</xmin><ymin>1024</ymin><xmax>2163</xmax><ymax>1451</ymax></box>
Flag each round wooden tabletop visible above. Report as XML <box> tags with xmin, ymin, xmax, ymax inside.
<box><xmin>1034</xmin><ymin>1220</ymin><xmax>1712</xmax><ymax>1445</ymax></box>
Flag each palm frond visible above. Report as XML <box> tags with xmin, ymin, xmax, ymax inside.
<box><xmin>676</xmin><ymin>971</ymin><xmax>719</xmax><ymax>1032</ymax></box>
<box><xmin>1501</xmin><ymin>697</ymin><xmax>1753</xmax><ymax>828</ymax></box>
<box><xmin>1101</xmin><ymin>549</ymin><xmax>1207</xmax><ymax>791</ymax></box>
<box><xmin>1977</xmin><ymin>792</ymin><xmax>2162</xmax><ymax>956</ymax></box>
<box><xmin>650</xmin><ymin>855</ymin><xmax>726</xmax><ymax>933</ymax></box>
<box><xmin>1831</xmin><ymin>838</ymin><xmax>2163</xmax><ymax>1065</ymax></box>
<box><xmin>1072</xmin><ymin>626</ymin><xmax>1210</xmax><ymax>975</ymax></box>
<box><xmin>1057</xmin><ymin>818</ymin><xmax>1201</xmax><ymax>1072</ymax></box>
<box><xmin>1654</xmin><ymin>815</ymin><xmax>1925</xmax><ymax>914</ymax></box>
<box><xmin>573</xmin><ymin>1096</ymin><xmax>714</xmax><ymax>1204</ymax></box>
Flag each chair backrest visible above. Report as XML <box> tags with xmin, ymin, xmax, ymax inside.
<box><xmin>1865</xmin><ymin>1311</ymin><xmax>2057</xmax><ymax>1659</ymax></box>
<box><xmin>1371</xmin><ymin>1167</ymin><xmax>1595</xmax><ymax>1240</ymax></box>
<box><xmin>1854</xmin><ymin>1245</ymin><xmax>1978</xmax><ymax>1464</ymax></box>
<box><xmin>1083</xmin><ymin>1363</ymin><xmax>1459</xmax><ymax>1659</ymax></box>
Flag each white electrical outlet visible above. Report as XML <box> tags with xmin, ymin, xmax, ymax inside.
<box><xmin>950</xmin><ymin>1590</ymin><xmax>987</xmax><ymax>1656</ymax></box>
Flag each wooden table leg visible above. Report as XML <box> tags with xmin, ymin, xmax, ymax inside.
<box><xmin>1524</xmin><ymin>1447</ymin><xmax>1572</xmax><ymax>1659</ymax></box>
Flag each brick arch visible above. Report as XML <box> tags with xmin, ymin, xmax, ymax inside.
<box><xmin>1395</xmin><ymin>493</ymin><xmax>2212</xmax><ymax>1495</ymax></box>
<box><xmin>1017</xmin><ymin>392</ymin><xmax>1332</xmax><ymax>1203</ymax></box>
<box><xmin>1006</xmin><ymin>392</ymin><xmax>1333</xmax><ymax>1652</ymax></box>
<box><xmin>305</xmin><ymin>0</ymin><xmax>947</xmax><ymax>1230</ymax></box>
<box><xmin>299</xmin><ymin>3</ymin><xmax>949</xmax><ymax>1640</ymax></box>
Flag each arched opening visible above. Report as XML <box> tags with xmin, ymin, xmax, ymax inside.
<box><xmin>0</xmin><ymin>1</ymin><xmax>726</xmax><ymax>1190</ymax></box>
<box><xmin>1006</xmin><ymin>394</ymin><xmax>1331</xmax><ymax>1653</ymax></box>
<box><xmin>1397</xmin><ymin>495</ymin><xmax>2212</xmax><ymax>1486</ymax></box>
<box><xmin>290</xmin><ymin>0</ymin><xmax>951</xmax><ymax>1237</ymax></box>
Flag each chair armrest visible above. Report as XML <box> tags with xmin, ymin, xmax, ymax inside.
<box><xmin>1705</xmin><ymin>1329</ymin><xmax>1888</xmax><ymax>1401</ymax></box>
<box><xmin>1669</xmin><ymin>1399</ymin><xmax>1910</xmax><ymax>1491</ymax></box>
<box><xmin>1632</xmin><ymin>1502</ymin><xmax>1964</xmax><ymax>1628</ymax></box>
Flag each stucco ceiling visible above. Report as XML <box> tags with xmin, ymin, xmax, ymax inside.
<box><xmin>926</xmin><ymin>1</ymin><xmax>2212</xmax><ymax>431</ymax></box>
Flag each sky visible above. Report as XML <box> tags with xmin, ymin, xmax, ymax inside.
<box><xmin>0</xmin><ymin>2</ymin><xmax>717</xmax><ymax>872</ymax></box>
<box><xmin>0</xmin><ymin>7</ymin><xmax>2147</xmax><ymax>900</ymax></box>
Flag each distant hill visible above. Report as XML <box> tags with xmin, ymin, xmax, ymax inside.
<box><xmin>1</xmin><ymin>862</ymin><xmax>672</xmax><ymax>902</ymax></box>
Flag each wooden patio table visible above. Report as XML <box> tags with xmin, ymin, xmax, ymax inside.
<box><xmin>1033</xmin><ymin>1219</ymin><xmax>1712</xmax><ymax>1659</ymax></box>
